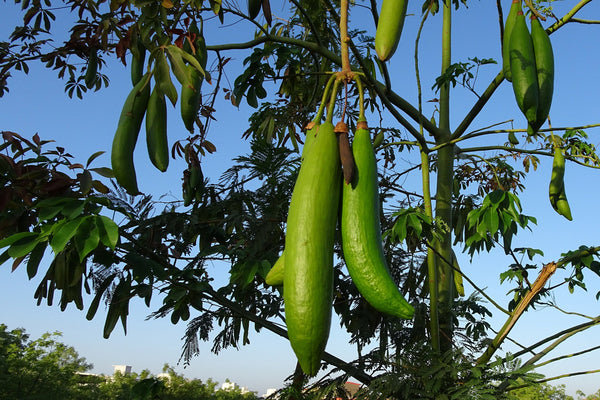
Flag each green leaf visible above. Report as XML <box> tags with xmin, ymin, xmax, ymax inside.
<box><xmin>165</xmin><ymin>45</ymin><xmax>191</xmax><ymax>90</ymax></box>
<box><xmin>86</xmin><ymin>150</ymin><xmax>105</xmax><ymax>167</ymax></box>
<box><xmin>37</xmin><ymin>205</ymin><xmax>64</xmax><ymax>221</ymax></box>
<box><xmin>74</xmin><ymin>216</ymin><xmax>100</xmax><ymax>261</ymax></box>
<box><xmin>26</xmin><ymin>242</ymin><xmax>46</xmax><ymax>279</ymax></box>
<box><xmin>0</xmin><ymin>232</ymin><xmax>38</xmax><ymax>249</ymax></box>
<box><xmin>50</xmin><ymin>218</ymin><xmax>84</xmax><ymax>254</ymax></box>
<box><xmin>8</xmin><ymin>234</ymin><xmax>40</xmax><ymax>258</ymax></box>
<box><xmin>485</xmin><ymin>209</ymin><xmax>499</xmax><ymax>235</ymax></box>
<box><xmin>407</xmin><ymin>214</ymin><xmax>423</xmax><ymax>238</ymax></box>
<box><xmin>89</xmin><ymin>167</ymin><xmax>114</xmax><ymax>178</ymax></box>
<box><xmin>488</xmin><ymin>190</ymin><xmax>505</xmax><ymax>205</ymax></box>
<box><xmin>79</xmin><ymin>169</ymin><xmax>93</xmax><ymax>195</ymax></box>
<box><xmin>86</xmin><ymin>273</ymin><xmax>117</xmax><ymax>321</ymax></box>
<box><xmin>61</xmin><ymin>199</ymin><xmax>85</xmax><ymax>219</ymax></box>
<box><xmin>154</xmin><ymin>49</ymin><xmax>178</xmax><ymax>106</ymax></box>
<box><xmin>96</xmin><ymin>215</ymin><xmax>119</xmax><ymax>249</ymax></box>
<box><xmin>0</xmin><ymin>249</ymin><xmax>9</xmax><ymax>266</ymax></box>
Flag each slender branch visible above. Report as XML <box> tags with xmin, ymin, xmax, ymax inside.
<box><xmin>547</xmin><ymin>0</ymin><xmax>595</xmax><ymax>34</ymax></box>
<box><xmin>521</xmin><ymin>314</ymin><xmax>596</xmax><ymax>368</ymax></box>
<box><xmin>120</xmin><ymin>225</ymin><xmax>374</xmax><ymax>384</ymax></box>
<box><xmin>421</xmin><ymin>151</ymin><xmax>439</xmax><ymax>353</ymax></box>
<box><xmin>532</xmin><ymin>344</ymin><xmax>600</xmax><ymax>370</ymax></box>
<box><xmin>339</xmin><ymin>0</ymin><xmax>351</xmax><ymax>74</ymax></box>
<box><xmin>207</xmin><ymin>34</ymin><xmax>341</xmax><ymax>64</ymax></box>
<box><xmin>204</xmin><ymin>287</ymin><xmax>374</xmax><ymax>385</ymax></box>
<box><xmin>457</xmin><ymin>145</ymin><xmax>600</xmax><ymax>170</ymax></box>
<box><xmin>538</xmin><ymin>301</ymin><xmax>596</xmax><ymax>320</ymax></box>
<box><xmin>322</xmin><ymin>0</ymin><xmax>437</xmax><ymax>144</ymax></box>
<box><xmin>534</xmin><ymin>368</ymin><xmax>600</xmax><ymax>385</ymax></box>
<box><xmin>512</xmin><ymin>315</ymin><xmax>600</xmax><ymax>360</ymax></box>
<box><xmin>415</xmin><ymin>5</ymin><xmax>431</xmax><ymax>138</ymax></box>
<box><xmin>476</xmin><ymin>262</ymin><xmax>558</xmax><ymax>366</ymax></box>
<box><xmin>288</xmin><ymin>0</ymin><xmax>324</xmax><ymax>49</ymax></box>
<box><xmin>568</xmin><ymin>18</ymin><xmax>600</xmax><ymax>24</ymax></box>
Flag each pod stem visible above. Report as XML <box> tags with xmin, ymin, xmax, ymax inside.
<box><xmin>340</xmin><ymin>0</ymin><xmax>351</xmax><ymax>74</ymax></box>
<box><xmin>326</xmin><ymin>77</ymin><xmax>343</xmax><ymax>123</ymax></box>
<box><xmin>355</xmin><ymin>75</ymin><xmax>366</xmax><ymax>121</ymax></box>
<box><xmin>524</xmin><ymin>0</ymin><xmax>546</xmax><ymax>21</ymax></box>
<box><xmin>313</xmin><ymin>73</ymin><xmax>338</xmax><ymax>124</ymax></box>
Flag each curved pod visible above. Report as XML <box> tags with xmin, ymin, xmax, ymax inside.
<box><xmin>341</xmin><ymin>122</ymin><xmax>414</xmax><ymax>320</ymax></box>
<box><xmin>502</xmin><ymin>0</ymin><xmax>522</xmax><ymax>82</ymax></box>
<box><xmin>181</xmin><ymin>65</ymin><xmax>204</xmax><ymax>132</ymax></box>
<box><xmin>265</xmin><ymin>253</ymin><xmax>284</xmax><ymax>286</ymax></box>
<box><xmin>146</xmin><ymin>86</ymin><xmax>169</xmax><ymax>172</ymax></box>
<box><xmin>374</xmin><ymin>0</ymin><xmax>409</xmax><ymax>62</ymax></box>
<box><xmin>509</xmin><ymin>11</ymin><xmax>538</xmax><ymax>132</ymax></box>
<box><xmin>111</xmin><ymin>73</ymin><xmax>151</xmax><ymax>195</ymax></box>
<box><xmin>549</xmin><ymin>143</ymin><xmax>572</xmax><ymax>221</ymax></box>
<box><xmin>284</xmin><ymin>121</ymin><xmax>341</xmax><ymax>376</ymax></box>
<box><xmin>530</xmin><ymin>15</ymin><xmax>554</xmax><ymax>133</ymax></box>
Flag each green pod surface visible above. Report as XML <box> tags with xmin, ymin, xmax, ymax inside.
<box><xmin>85</xmin><ymin>49</ymin><xmax>98</xmax><ymax>89</ymax></box>
<box><xmin>180</xmin><ymin>65</ymin><xmax>203</xmax><ymax>132</ymax></box>
<box><xmin>549</xmin><ymin>144</ymin><xmax>572</xmax><ymax>220</ymax></box>
<box><xmin>302</xmin><ymin>123</ymin><xmax>319</xmax><ymax>161</ymax></box>
<box><xmin>248</xmin><ymin>0</ymin><xmax>262</xmax><ymax>19</ymax></box>
<box><xmin>265</xmin><ymin>254</ymin><xmax>284</xmax><ymax>286</ymax></box>
<box><xmin>374</xmin><ymin>0</ymin><xmax>408</xmax><ymax>62</ymax></box>
<box><xmin>146</xmin><ymin>86</ymin><xmax>169</xmax><ymax>172</ymax></box>
<box><xmin>509</xmin><ymin>11</ymin><xmax>539</xmax><ymax>129</ymax></box>
<box><xmin>341</xmin><ymin>123</ymin><xmax>414</xmax><ymax>320</ymax></box>
<box><xmin>530</xmin><ymin>15</ymin><xmax>554</xmax><ymax>133</ymax></box>
<box><xmin>189</xmin><ymin>20</ymin><xmax>208</xmax><ymax>71</ymax></box>
<box><xmin>284</xmin><ymin>121</ymin><xmax>340</xmax><ymax>377</ymax></box>
<box><xmin>111</xmin><ymin>73</ymin><xmax>151</xmax><ymax>195</ymax></box>
<box><xmin>502</xmin><ymin>0</ymin><xmax>521</xmax><ymax>82</ymax></box>
<box><xmin>130</xmin><ymin>29</ymin><xmax>146</xmax><ymax>86</ymax></box>
<box><xmin>508</xmin><ymin>131</ymin><xmax>519</xmax><ymax>145</ymax></box>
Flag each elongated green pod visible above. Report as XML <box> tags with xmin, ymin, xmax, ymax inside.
<box><xmin>530</xmin><ymin>15</ymin><xmax>554</xmax><ymax>133</ymax></box>
<box><xmin>85</xmin><ymin>48</ymin><xmax>98</xmax><ymax>89</ymax></box>
<box><xmin>181</xmin><ymin>20</ymin><xmax>207</xmax><ymax>132</ymax></box>
<box><xmin>341</xmin><ymin>121</ymin><xmax>414</xmax><ymax>319</ymax></box>
<box><xmin>248</xmin><ymin>0</ymin><xmax>261</xmax><ymax>19</ymax></box>
<box><xmin>111</xmin><ymin>73</ymin><xmax>151</xmax><ymax>195</ymax></box>
<box><xmin>265</xmin><ymin>254</ymin><xmax>284</xmax><ymax>286</ymax></box>
<box><xmin>130</xmin><ymin>28</ymin><xmax>146</xmax><ymax>86</ymax></box>
<box><xmin>502</xmin><ymin>0</ymin><xmax>521</xmax><ymax>82</ymax></box>
<box><xmin>146</xmin><ymin>86</ymin><xmax>169</xmax><ymax>172</ymax></box>
<box><xmin>284</xmin><ymin>121</ymin><xmax>340</xmax><ymax>377</ymax></box>
<box><xmin>374</xmin><ymin>0</ymin><xmax>409</xmax><ymax>62</ymax></box>
<box><xmin>189</xmin><ymin>20</ymin><xmax>208</xmax><ymax>71</ymax></box>
<box><xmin>549</xmin><ymin>143</ymin><xmax>572</xmax><ymax>220</ymax></box>
<box><xmin>509</xmin><ymin>11</ymin><xmax>538</xmax><ymax>131</ymax></box>
<box><xmin>181</xmin><ymin>65</ymin><xmax>203</xmax><ymax>132</ymax></box>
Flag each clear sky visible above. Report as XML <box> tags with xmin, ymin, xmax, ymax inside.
<box><xmin>2</xmin><ymin>0</ymin><xmax>600</xmax><ymax>397</ymax></box>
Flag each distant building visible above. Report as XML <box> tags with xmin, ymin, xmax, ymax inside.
<box><xmin>221</xmin><ymin>381</ymin><xmax>250</xmax><ymax>394</ymax></box>
<box><xmin>112</xmin><ymin>365</ymin><xmax>132</xmax><ymax>374</ymax></box>
<box><xmin>339</xmin><ymin>381</ymin><xmax>361</xmax><ymax>399</ymax></box>
<box><xmin>263</xmin><ymin>388</ymin><xmax>278</xmax><ymax>398</ymax></box>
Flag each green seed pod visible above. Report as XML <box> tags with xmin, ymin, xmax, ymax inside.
<box><xmin>146</xmin><ymin>86</ymin><xmax>169</xmax><ymax>172</ymax></box>
<box><xmin>111</xmin><ymin>73</ymin><xmax>151</xmax><ymax>195</ymax></box>
<box><xmin>502</xmin><ymin>0</ymin><xmax>522</xmax><ymax>82</ymax></box>
<box><xmin>509</xmin><ymin>11</ymin><xmax>539</xmax><ymax>132</ymax></box>
<box><xmin>341</xmin><ymin>120</ymin><xmax>414</xmax><ymax>319</ymax></box>
<box><xmin>284</xmin><ymin>121</ymin><xmax>341</xmax><ymax>377</ymax></box>
<box><xmin>530</xmin><ymin>15</ymin><xmax>554</xmax><ymax>133</ymax></box>
<box><xmin>85</xmin><ymin>48</ymin><xmax>98</xmax><ymax>89</ymax></box>
<box><xmin>374</xmin><ymin>0</ymin><xmax>408</xmax><ymax>62</ymax></box>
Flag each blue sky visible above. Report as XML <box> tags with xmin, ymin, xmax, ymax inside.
<box><xmin>2</xmin><ymin>0</ymin><xmax>600</xmax><ymax>397</ymax></box>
